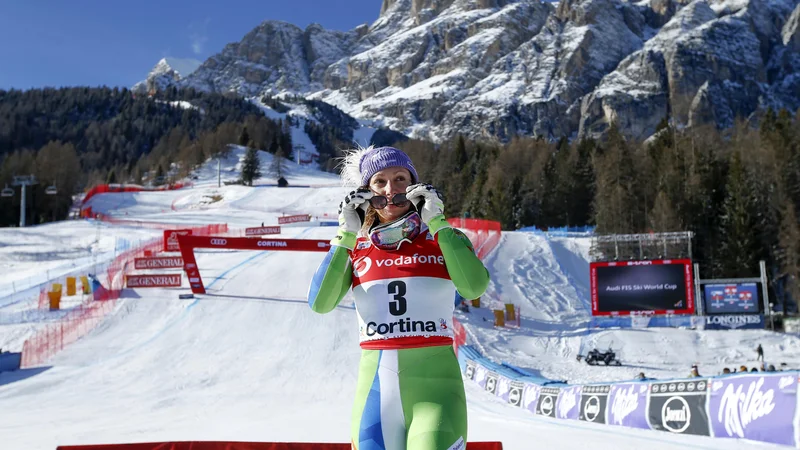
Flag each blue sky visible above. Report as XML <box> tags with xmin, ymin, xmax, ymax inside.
<box><xmin>0</xmin><ymin>0</ymin><xmax>380</xmax><ymax>90</ymax></box>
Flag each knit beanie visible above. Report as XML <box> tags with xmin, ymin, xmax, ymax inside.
<box><xmin>358</xmin><ymin>147</ymin><xmax>418</xmax><ymax>186</ymax></box>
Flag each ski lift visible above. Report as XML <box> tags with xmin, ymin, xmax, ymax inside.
<box><xmin>1</xmin><ymin>185</ymin><xmax>12</xmax><ymax>197</ymax></box>
<box><xmin>45</xmin><ymin>181</ymin><xmax>57</xmax><ymax>195</ymax></box>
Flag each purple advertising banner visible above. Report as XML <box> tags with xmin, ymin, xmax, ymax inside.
<box><xmin>708</xmin><ymin>374</ymin><xmax>798</xmax><ymax>446</ymax></box>
<box><xmin>607</xmin><ymin>383</ymin><xmax>650</xmax><ymax>429</ymax></box>
<box><xmin>497</xmin><ymin>375</ymin><xmax>512</xmax><ymax>401</ymax></box>
<box><xmin>523</xmin><ymin>383</ymin><xmax>541</xmax><ymax>414</ymax></box>
<box><xmin>557</xmin><ymin>385</ymin><xmax>582</xmax><ymax>420</ymax></box>
<box><xmin>474</xmin><ymin>364</ymin><xmax>488</xmax><ymax>389</ymax></box>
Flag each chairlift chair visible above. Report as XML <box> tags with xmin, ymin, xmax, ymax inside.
<box><xmin>1</xmin><ymin>185</ymin><xmax>12</xmax><ymax>197</ymax></box>
<box><xmin>45</xmin><ymin>182</ymin><xmax>57</xmax><ymax>195</ymax></box>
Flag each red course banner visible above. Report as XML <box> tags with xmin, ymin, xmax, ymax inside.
<box><xmin>278</xmin><ymin>214</ymin><xmax>311</xmax><ymax>225</ymax></box>
<box><xmin>177</xmin><ymin>235</ymin><xmax>331</xmax><ymax>294</ymax></box>
<box><xmin>134</xmin><ymin>256</ymin><xmax>184</xmax><ymax>270</ymax></box>
<box><xmin>57</xmin><ymin>442</ymin><xmax>504</xmax><ymax>450</ymax></box>
<box><xmin>163</xmin><ymin>229</ymin><xmax>193</xmax><ymax>252</ymax></box>
<box><xmin>126</xmin><ymin>274</ymin><xmax>182</xmax><ymax>288</ymax></box>
<box><xmin>245</xmin><ymin>226</ymin><xmax>281</xmax><ymax>236</ymax></box>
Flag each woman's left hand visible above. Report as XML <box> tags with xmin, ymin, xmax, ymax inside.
<box><xmin>406</xmin><ymin>183</ymin><xmax>445</xmax><ymax>225</ymax></box>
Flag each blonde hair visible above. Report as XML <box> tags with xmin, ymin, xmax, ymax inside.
<box><xmin>360</xmin><ymin>204</ymin><xmax>378</xmax><ymax>236</ymax></box>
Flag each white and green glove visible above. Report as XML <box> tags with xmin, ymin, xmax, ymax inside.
<box><xmin>331</xmin><ymin>188</ymin><xmax>373</xmax><ymax>250</ymax></box>
<box><xmin>406</xmin><ymin>183</ymin><xmax>451</xmax><ymax>235</ymax></box>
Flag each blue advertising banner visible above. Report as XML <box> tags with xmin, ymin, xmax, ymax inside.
<box><xmin>704</xmin><ymin>283</ymin><xmax>760</xmax><ymax>314</ymax></box>
<box><xmin>705</xmin><ymin>315</ymin><xmax>764</xmax><ymax>330</ymax></box>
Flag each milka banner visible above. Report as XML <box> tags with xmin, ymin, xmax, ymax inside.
<box><xmin>523</xmin><ymin>383</ymin><xmax>541</xmax><ymax>414</ymax></box>
<box><xmin>607</xmin><ymin>383</ymin><xmax>650</xmax><ymax>429</ymax></box>
<box><xmin>556</xmin><ymin>385</ymin><xmax>582</xmax><ymax>420</ymax></box>
<box><xmin>708</xmin><ymin>374</ymin><xmax>797</xmax><ymax>446</ymax></box>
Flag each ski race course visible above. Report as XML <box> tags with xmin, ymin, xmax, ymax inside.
<box><xmin>2</xmin><ymin>149</ymin><xmax>799</xmax><ymax>450</ymax></box>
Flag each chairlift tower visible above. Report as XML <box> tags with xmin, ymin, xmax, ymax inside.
<box><xmin>11</xmin><ymin>175</ymin><xmax>38</xmax><ymax>227</ymax></box>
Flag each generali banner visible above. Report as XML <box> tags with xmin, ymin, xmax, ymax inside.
<box><xmin>163</xmin><ymin>229</ymin><xmax>192</xmax><ymax>252</ymax></box>
<box><xmin>278</xmin><ymin>214</ymin><xmax>311</xmax><ymax>225</ymax></box>
<box><xmin>134</xmin><ymin>256</ymin><xmax>184</xmax><ymax>270</ymax></box>
<box><xmin>245</xmin><ymin>226</ymin><xmax>281</xmax><ymax>236</ymax></box>
<box><xmin>126</xmin><ymin>274</ymin><xmax>182</xmax><ymax>288</ymax></box>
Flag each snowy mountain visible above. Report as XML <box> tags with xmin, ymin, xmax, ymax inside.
<box><xmin>137</xmin><ymin>0</ymin><xmax>800</xmax><ymax>142</ymax></box>
<box><xmin>132</xmin><ymin>57</ymin><xmax>202</xmax><ymax>94</ymax></box>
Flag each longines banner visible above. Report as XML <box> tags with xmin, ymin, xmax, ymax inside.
<box><xmin>708</xmin><ymin>373</ymin><xmax>797</xmax><ymax>446</ymax></box>
<box><xmin>134</xmin><ymin>256</ymin><xmax>183</xmax><ymax>270</ymax></box>
<box><xmin>126</xmin><ymin>274</ymin><xmax>181</xmax><ymax>288</ymax></box>
<box><xmin>704</xmin><ymin>314</ymin><xmax>764</xmax><ymax>330</ymax></box>
<box><xmin>648</xmin><ymin>379</ymin><xmax>710</xmax><ymax>436</ymax></box>
<box><xmin>579</xmin><ymin>385</ymin><xmax>610</xmax><ymax>424</ymax></box>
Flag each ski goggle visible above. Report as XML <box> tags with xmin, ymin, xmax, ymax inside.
<box><xmin>369</xmin><ymin>212</ymin><xmax>421</xmax><ymax>251</ymax></box>
<box><xmin>369</xmin><ymin>193</ymin><xmax>409</xmax><ymax>210</ymax></box>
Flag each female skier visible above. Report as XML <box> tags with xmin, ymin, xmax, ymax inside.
<box><xmin>308</xmin><ymin>146</ymin><xmax>490</xmax><ymax>450</ymax></box>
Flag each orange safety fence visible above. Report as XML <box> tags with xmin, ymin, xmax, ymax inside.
<box><xmin>447</xmin><ymin>218</ymin><xmax>502</xmax><ymax>260</ymax></box>
<box><xmin>21</xmin><ymin>222</ymin><xmax>230</xmax><ymax>369</ymax></box>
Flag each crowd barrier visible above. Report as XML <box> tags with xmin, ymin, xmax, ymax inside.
<box><xmin>20</xmin><ymin>222</ymin><xmax>230</xmax><ymax>369</ymax></box>
<box><xmin>456</xmin><ymin>344</ymin><xmax>798</xmax><ymax>447</ymax></box>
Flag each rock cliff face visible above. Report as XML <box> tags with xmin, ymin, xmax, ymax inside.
<box><xmin>142</xmin><ymin>0</ymin><xmax>800</xmax><ymax>142</ymax></box>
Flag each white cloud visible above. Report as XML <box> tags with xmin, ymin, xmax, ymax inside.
<box><xmin>188</xmin><ymin>19</ymin><xmax>211</xmax><ymax>55</ymax></box>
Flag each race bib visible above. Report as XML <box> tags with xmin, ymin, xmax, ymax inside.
<box><xmin>354</xmin><ymin>276</ymin><xmax>455</xmax><ymax>344</ymax></box>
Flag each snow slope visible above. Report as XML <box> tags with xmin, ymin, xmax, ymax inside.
<box><xmin>1</xmin><ymin>157</ymin><xmax>797</xmax><ymax>449</ymax></box>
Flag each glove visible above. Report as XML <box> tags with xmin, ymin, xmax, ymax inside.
<box><xmin>331</xmin><ymin>188</ymin><xmax>373</xmax><ymax>250</ymax></box>
<box><xmin>405</xmin><ymin>183</ymin><xmax>451</xmax><ymax>235</ymax></box>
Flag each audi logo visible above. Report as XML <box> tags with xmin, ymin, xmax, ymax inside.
<box><xmin>210</xmin><ymin>239</ymin><xmax>227</xmax><ymax>246</ymax></box>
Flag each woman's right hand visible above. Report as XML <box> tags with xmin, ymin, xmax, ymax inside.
<box><xmin>337</xmin><ymin>188</ymin><xmax>373</xmax><ymax>235</ymax></box>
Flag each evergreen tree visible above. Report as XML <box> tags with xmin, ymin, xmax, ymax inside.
<box><xmin>715</xmin><ymin>151</ymin><xmax>760</xmax><ymax>277</ymax></box>
<box><xmin>241</xmin><ymin>147</ymin><xmax>262</xmax><ymax>186</ymax></box>
<box><xmin>239</xmin><ymin>126</ymin><xmax>250</xmax><ymax>148</ymax></box>
<box><xmin>776</xmin><ymin>201</ymin><xmax>800</xmax><ymax>313</ymax></box>
<box><xmin>268</xmin><ymin>148</ymin><xmax>290</xmax><ymax>181</ymax></box>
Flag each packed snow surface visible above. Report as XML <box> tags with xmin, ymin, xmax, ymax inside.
<box><xmin>1</xmin><ymin>150</ymin><xmax>796</xmax><ymax>449</ymax></box>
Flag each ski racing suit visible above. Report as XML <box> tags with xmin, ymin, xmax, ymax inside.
<box><xmin>308</xmin><ymin>218</ymin><xmax>489</xmax><ymax>450</ymax></box>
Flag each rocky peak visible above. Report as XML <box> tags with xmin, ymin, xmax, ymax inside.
<box><xmin>136</xmin><ymin>0</ymin><xmax>799</xmax><ymax>144</ymax></box>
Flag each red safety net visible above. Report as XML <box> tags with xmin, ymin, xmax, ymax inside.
<box><xmin>57</xmin><ymin>442</ymin><xmax>503</xmax><ymax>450</ymax></box>
<box><xmin>20</xmin><ymin>223</ymin><xmax>229</xmax><ymax>369</ymax></box>
<box><xmin>81</xmin><ymin>183</ymin><xmax>192</xmax><ymax>206</ymax></box>
<box><xmin>447</xmin><ymin>218</ymin><xmax>502</xmax><ymax>260</ymax></box>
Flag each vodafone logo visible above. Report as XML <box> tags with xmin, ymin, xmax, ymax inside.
<box><xmin>210</xmin><ymin>239</ymin><xmax>227</xmax><ymax>246</ymax></box>
<box><xmin>353</xmin><ymin>257</ymin><xmax>372</xmax><ymax>277</ymax></box>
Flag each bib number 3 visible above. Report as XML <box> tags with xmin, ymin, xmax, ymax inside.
<box><xmin>388</xmin><ymin>281</ymin><xmax>407</xmax><ymax>316</ymax></box>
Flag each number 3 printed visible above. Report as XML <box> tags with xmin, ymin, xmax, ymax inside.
<box><xmin>388</xmin><ymin>281</ymin><xmax>407</xmax><ymax>316</ymax></box>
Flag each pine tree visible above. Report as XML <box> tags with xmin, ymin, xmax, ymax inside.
<box><xmin>239</xmin><ymin>126</ymin><xmax>250</xmax><ymax>148</ymax></box>
<box><xmin>715</xmin><ymin>151</ymin><xmax>760</xmax><ymax>277</ymax></box>
<box><xmin>776</xmin><ymin>201</ymin><xmax>800</xmax><ymax>312</ymax></box>
<box><xmin>241</xmin><ymin>147</ymin><xmax>261</xmax><ymax>186</ymax></box>
<box><xmin>268</xmin><ymin>147</ymin><xmax>289</xmax><ymax>181</ymax></box>
<box><xmin>592</xmin><ymin>123</ymin><xmax>639</xmax><ymax>234</ymax></box>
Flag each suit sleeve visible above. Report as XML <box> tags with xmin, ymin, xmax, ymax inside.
<box><xmin>307</xmin><ymin>245</ymin><xmax>353</xmax><ymax>314</ymax></box>
<box><xmin>436</xmin><ymin>227</ymin><xmax>490</xmax><ymax>300</ymax></box>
